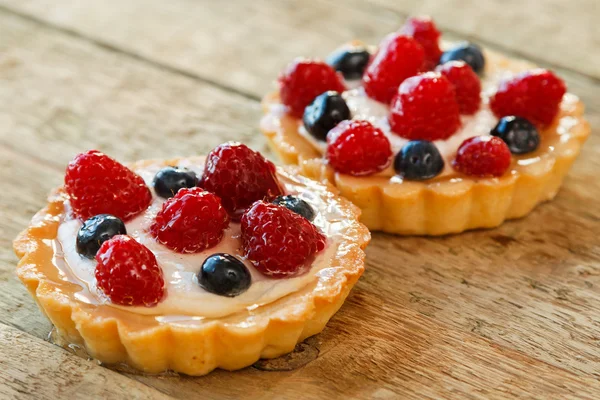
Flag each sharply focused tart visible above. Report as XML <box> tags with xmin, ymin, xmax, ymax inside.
<box><xmin>261</xmin><ymin>16</ymin><xmax>591</xmax><ymax>235</ymax></box>
<box><xmin>13</xmin><ymin>143</ymin><xmax>369</xmax><ymax>376</ymax></box>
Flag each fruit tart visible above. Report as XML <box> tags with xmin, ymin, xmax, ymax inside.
<box><xmin>261</xmin><ymin>16</ymin><xmax>590</xmax><ymax>235</ymax></box>
<box><xmin>13</xmin><ymin>143</ymin><xmax>369</xmax><ymax>376</ymax></box>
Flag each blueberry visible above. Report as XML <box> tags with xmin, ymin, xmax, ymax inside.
<box><xmin>76</xmin><ymin>214</ymin><xmax>126</xmax><ymax>258</ymax></box>
<box><xmin>394</xmin><ymin>141</ymin><xmax>445</xmax><ymax>180</ymax></box>
<box><xmin>272</xmin><ymin>195</ymin><xmax>316</xmax><ymax>221</ymax></box>
<box><xmin>198</xmin><ymin>254</ymin><xmax>251</xmax><ymax>297</ymax></box>
<box><xmin>303</xmin><ymin>91</ymin><xmax>351</xmax><ymax>141</ymax></box>
<box><xmin>153</xmin><ymin>166</ymin><xmax>198</xmax><ymax>198</ymax></box>
<box><xmin>326</xmin><ymin>46</ymin><xmax>371</xmax><ymax>80</ymax></box>
<box><xmin>440</xmin><ymin>42</ymin><xmax>485</xmax><ymax>74</ymax></box>
<box><xmin>491</xmin><ymin>116</ymin><xmax>540</xmax><ymax>154</ymax></box>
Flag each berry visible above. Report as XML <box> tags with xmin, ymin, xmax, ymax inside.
<box><xmin>490</xmin><ymin>69</ymin><xmax>566</xmax><ymax>127</ymax></box>
<box><xmin>153</xmin><ymin>166</ymin><xmax>198</xmax><ymax>199</ymax></box>
<box><xmin>76</xmin><ymin>214</ymin><xmax>127</xmax><ymax>259</ymax></box>
<box><xmin>198</xmin><ymin>254</ymin><xmax>251</xmax><ymax>297</ymax></box>
<box><xmin>399</xmin><ymin>16</ymin><xmax>442</xmax><ymax>70</ymax></box>
<box><xmin>326</xmin><ymin>45</ymin><xmax>371</xmax><ymax>80</ymax></box>
<box><xmin>279</xmin><ymin>59</ymin><xmax>345</xmax><ymax>118</ymax></box>
<box><xmin>491</xmin><ymin>116</ymin><xmax>540</xmax><ymax>154</ymax></box>
<box><xmin>272</xmin><ymin>195</ymin><xmax>316</xmax><ymax>221</ymax></box>
<box><xmin>362</xmin><ymin>34</ymin><xmax>425</xmax><ymax>104</ymax></box>
<box><xmin>453</xmin><ymin>136</ymin><xmax>511</xmax><ymax>177</ymax></box>
<box><xmin>326</xmin><ymin>120</ymin><xmax>392</xmax><ymax>176</ymax></box>
<box><xmin>394</xmin><ymin>141</ymin><xmax>445</xmax><ymax>180</ymax></box>
<box><xmin>436</xmin><ymin>61</ymin><xmax>481</xmax><ymax>114</ymax></box>
<box><xmin>303</xmin><ymin>91</ymin><xmax>351</xmax><ymax>141</ymax></box>
<box><xmin>202</xmin><ymin>142</ymin><xmax>283</xmax><ymax>219</ymax></box>
<box><xmin>241</xmin><ymin>201</ymin><xmax>326</xmax><ymax>278</ymax></box>
<box><xmin>95</xmin><ymin>235</ymin><xmax>165</xmax><ymax>307</ymax></box>
<box><xmin>389</xmin><ymin>72</ymin><xmax>461</xmax><ymax>140</ymax></box>
<box><xmin>64</xmin><ymin>150</ymin><xmax>152</xmax><ymax>221</ymax></box>
<box><xmin>150</xmin><ymin>187</ymin><xmax>229</xmax><ymax>253</ymax></box>
<box><xmin>440</xmin><ymin>42</ymin><xmax>486</xmax><ymax>75</ymax></box>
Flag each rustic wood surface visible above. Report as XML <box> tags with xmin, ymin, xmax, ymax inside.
<box><xmin>0</xmin><ymin>1</ymin><xmax>598</xmax><ymax>399</ymax></box>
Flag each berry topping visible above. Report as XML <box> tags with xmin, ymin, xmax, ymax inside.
<box><xmin>76</xmin><ymin>214</ymin><xmax>127</xmax><ymax>259</ymax></box>
<box><xmin>436</xmin><ymin>61</ymin><xmax>481</xmax><ymax>115</ymax></box>
<box><xmin>362</xmin><ymin>34</ymin><xmax>425</xmax><ymax>104</ymax></box>
<box><xmin>279</xmin><ymin>59</ymin><xmax>345</xmax><ymax>118</ymax></box>
<box><xmin>326</xmin><ymin>45</ymin><xmax>371</xmax><ymax>80</ymax></box>
<box><xmin>440</xmin><ymin>42</ymin><xmax>486</xmax><ymax>75</ymax></box>
<box><xmin>272</xmin><ymin>195</ymin><xmax>316</xmax><ymax>221</ymax></box>
<box><xmin>303</xmin><ymin>91</ymin><xmax>351</xmax><ymax>141</ymax></box>
<box><xmin>241</xmin><ymin>201</ymin><xmax>326</xmax><ymax>278</ymax></box>
<box><xmin>453</xmin><ymin>136</ymin><xmax>511</xmax><ymax>177</ymax></box>
<box><xmin>64</xmin><ymin>150</ymin><xmax>152</xmax><ymax>221</ymax></box>
<box><xmin>153</xmin><ymin>166</ymin><xmax>198</xmax><ymax>199</ymax></box>
<box><xmin>394</xmin><ymin>141</ymin><xmax>445</xmax><ymax>180</ymax></box>
<box><xmin>326</xmin><ymin>120</ymin><xmax>392</xmax><ymax>176</ymax></box>
<box><xmin>150</xmin><ymin>187</ymin><xmax>229</xmax><ymax>253</ymax></box>
<box><xmin>198</xmin><ymin>253</ymin><xmax>251</xmax><ymax>297</ymax></box>
<box><xmin>95</xmin><ymin>235</ymin><xmax>165</xmax><ymax>307</ymax></box>
<box><xmin>491</xmin><ymin>116</ymin><xmax>540</xmax><ymax>155</ymax></box>
<box><xmin>399</xmin><ymin>16</ymin><xmax>442</xmax><ymax>70</ymax></box>
<box><xmin>490</xmin><ymin>69</ymin><xmax>566</xmax><ymax>127</ymax></box>
<box><xmin>389</xmin><ymin>72</ymin><xmax>461</xmax><ymax>140</ymax></box>
<box><xmin>202</xmin><ymin>142</ymin><xmax>284</xmax><ymax>219</ymax></box>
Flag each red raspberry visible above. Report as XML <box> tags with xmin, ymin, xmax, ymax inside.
<box><xmin>95</xmin><ymin>235</ymin><xmax>165</xmax><ymax>307</ymax></box>
<box><xmin>362</xmin><ymin>34</ymin><xmax>425</xmax><ymax>104</ymax></box>
<box><xmin>453</xmin><ymin>136</ymin><xmax>511</xmax><ymax>177</ymax></box>
<box><xmin>490</xmin><ymin>69</ymin><xmax>566</xmax><ymax>127</ymax></box>
<box><xmin>241</xmin><ymin>201</ymin><xmax>326</xmax><ymax>278</ymax></box>
<box><xmin>399</xmin><ymin>16</ymin><xmax>442</xmax><ymax>70</ymax></box>
<box><xmin>389</xmin><ymin>72</ymin><xmax>461</xmax><ymax>140</ymax></box>
<box><xmin>436</xmin><ymin>61</ymin><xmax>481</xmax><ymax>114</ymax></box>
<box><xmin>279</xmin><ymin>59</ymin><xmax>345</xmax><ymax>118</ymax></box>
<box><xmin>202</xmin><ymin>142</ymin><xmax>284</xmax><ymax>219</ymax></box>
<box><xmin>65</xmin><ymin>150</ymin><xmax>152</xmax><ymax>221</ymax></box>
<box><xmin>150</xmin><ymin>187</ymin><xmax>229</xmax><ymax>253</ymax></box>
<box><xmin>326</xmin><ymin>120</ymin><xmax>392</xmax><ymax>176</ymax></box>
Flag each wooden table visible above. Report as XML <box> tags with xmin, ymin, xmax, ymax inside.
<box><xmin>1</xmin><ymin>1</ymin><xmax>598</xmax><ymax>398</ymax></box>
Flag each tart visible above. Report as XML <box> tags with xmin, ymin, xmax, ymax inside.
<box><xmin>13</xmin><ymin>143</ymin><xmax>370</xmax><ymax>376</ymax></box>
<box><xmin>261</xmin><ymin>16</ymin><xmax>590</xmax><ymax>235</ymax></box>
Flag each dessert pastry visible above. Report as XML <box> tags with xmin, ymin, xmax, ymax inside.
<box><xmin>262</xmin><ymin>16</ymin><xmax>590</xmax><ymax>235</ymax></box>
<box><xmin>13</xmin><ymin>143</ymin><xmax>369</xmax><ymax>376</ymax></box>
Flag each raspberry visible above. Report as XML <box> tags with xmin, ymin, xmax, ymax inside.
<box><xmin>490</xmin><ymin>69</ymin><xmax>566</xmax><ymax>127</ymax></box>
<box><xmin>150</xmin><ymin>187</ymin><xmax>229</xmax><ymax>253</ymax></box>
<box><xmin>400</xmin><ymin>16</ymin><xmax>442</xmax><ymax>70</ymax></box>
<box><xmin>95</xmin><ymin>235</ymin><xmax>165</xmax><ymax>307</ymax></box>
<box><xmin>241</xmin><ymin>201</ymin><xmax>326</xmax><ymax>278</ymax></box>
<box><xmin>279</xmin><ymin>59</ymin><xmax>345</xmax><ymax>118</ymax></box>
<box><xmin>202</xmin><ymin>142</ymin><xmax>284</xmax><ymax>219</ymax></box>
<box><xmin>65</xmin><ymin>150</ymin><xmax>152</xmax><ymax>221</ymax></box>
<box><xmin>362</xmin><ymin>34</ymin><xmax>425</xmax><ymax>104</ymax></box>
<box><xmin>389</xmin><ymin>72</ymin><xmax>461</xmax><ymax>140</ymax></box>
<box><xmin>436</xmin><ymin>61</ymin><xmax>481</xmax><ymax>114</ymax></box>
<box><xmin>326</xmin><ymin>120</ymin><xmax>392</xmax><ymax>176</ymax></box>
<box><xmin>453</xmin><ymin>136</ymin><xmax>511</xmax><ymax>177</ymax></box>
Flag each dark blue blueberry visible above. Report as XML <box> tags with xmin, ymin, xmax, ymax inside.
<box><xmin>394</xmin><ymin>141</ymin><xmax>445</xmax><ymax>181</ymax></box>
<box><xmin>303</xmin><ymin>91</ymin><xmax>351</xmax><ymax>141</ymax></box>
<box><xmin>272</xmin><ymin>195</ymin><xmax>316</xmax><ymax>221</ymax></box>
<box><xmin>76</xmin><ymin>214</ymin><xmax>126</xmax><ymax>258</ymax></box>
<box><xmin>153</xmin><ymin>166</ymin><xmax>198</xmax><ymax>198</ymax></box>
<box><xmin>198</xmin><ymin>254</ymin><xmax>251</xmax><ymax>297</ymax></box>
<box><xmin>491</xmin><ymin>116</ymin><xmax>540</xmax><ymax>154</ymax></box>
<box><xmin>440</xmin><ymin>42</ymin><xmax>485</xmax><ymax>74</ymax></box>
<box><xmin>326</xmin><ymin>46</ymin><xmax>371</xmax><ymax>80</ymax></box>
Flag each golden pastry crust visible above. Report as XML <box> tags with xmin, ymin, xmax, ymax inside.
<box><xmin>261</xmin><ymin>49</ymin><xmax>591</xmax><ymax>235</ymax></box>
<box><xmin>13</xmin><ymin>157</ymin><xmax>370</xmax><ymax>376</ymax></box>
